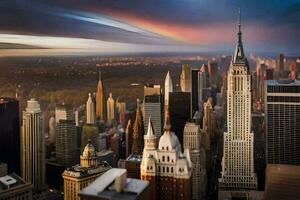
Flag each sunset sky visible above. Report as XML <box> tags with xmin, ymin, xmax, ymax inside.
<box><xmin>0</xmin><ymin>0</ymin><xmax>299</xmax><ymax>56</ymax></box>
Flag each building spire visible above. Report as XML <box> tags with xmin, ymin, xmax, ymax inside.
<box><xmin>233</xmin><ymin>8</ymin><xmax>246</xmax><ymax>64</ymax></box>
<box><xmin>98</xmin><ymin>69</ymin><xmax>102</xmax><ymax>81</ymax></box>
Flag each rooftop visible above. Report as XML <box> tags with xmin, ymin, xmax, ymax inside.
<box><xmin>266</xmin><ymin>79</ymin><xmax>300</xmax><ymax>86</ymax></box>
<box><xmin>264</xmin><ymin>164</ymin><xmax>300</xmax><ymax>200</ymax></box>
<box><xmin>0</xmin><ymin>173</ymin><xmax>29</xmax><ymax>191</ymax></box>
<box><xmin>79</xmin><ymin>168</ymin><xmax>149</xmax><ymax>200</ymax></box>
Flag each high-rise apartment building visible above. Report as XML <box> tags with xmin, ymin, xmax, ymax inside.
<box><xmin>265</xmin><ymin>80</ymin><xmax>300</xmax><ymax>165</ymax></box>
<box><xmin>0</xmin><ymin>97</ymin><xmax>20</xmax><ymax>175</ymax></box>
<box><xmin>21</xmin><ymin>98</ymin><xmax>46</xmax><ymax>192</ymax></box>
<box><xmin>96</xmin><ymin>71</ymin><xmax>104</xmax><ymax>121</ymax></box>
<box><xmin>180</xmin><ymin>64</ymin><xmax>191</xmax><ymax>92</ymax></box>
<box><xmin>86</xmin><ymin>93</ymin><xmax>96</xmax><ymax>125</ymax></box>
<box><xmin>183</xmin><ymin>122</ymin><xmax>207</xmax><ymax>200</ymax></box>
<box><xmin>56</xmin><ymin>120</ymin><xmax>79</xmax><ymax>167</ymax></box>
<box><xmin>141</xmin><ymin>114</ymin><xmax>192</xmax><ymax>200</ymax></box>
<box><xmin>219</xmin><ymin>11</ymin><xmax>257</xmax><ymax>189</ymax></box>
<box><xmin>144</xmin><ymin>84</ymin><xmax>163</xmax><ymax>138</ymax></box>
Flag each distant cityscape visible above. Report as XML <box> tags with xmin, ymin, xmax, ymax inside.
<box><xmin>0</xmin><ymin>9</ymin><xmax>300</xmax><ymax>200</ymax></box>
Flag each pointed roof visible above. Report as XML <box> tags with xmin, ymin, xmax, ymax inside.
<box><xmin>233</xmin><ymin>8</ymin><xmax>247</xmax><ymax>65</ymax></box>
<box><xmin>146</xmin><ymin>117</ymin><xmax>155</xmax><ymax>137</ymax></box>
<box><xmin>98</xmin><ymin>69</ymin><xmax>102</xmax><ymax>81</ymax></box>
<box><xmin>165</xmin><ymin>71</ymin><xmax>173</xmax><ymax>92</ymax></box>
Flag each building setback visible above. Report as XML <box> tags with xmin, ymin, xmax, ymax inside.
<box><xmin>219</xmin><ymin>10</ymin><xmax>257</xmax><ymax>189</ymax></box>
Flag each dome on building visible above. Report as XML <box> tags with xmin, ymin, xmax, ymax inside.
<box><xmin>82</xmin><ymin>140</ymin><xmax>97</xmax><ymax>158</ymax></box>
<box><xmin>158</xmin><ymin>130</ymin><xmax>181</xmax><ymax>152</ymax></box>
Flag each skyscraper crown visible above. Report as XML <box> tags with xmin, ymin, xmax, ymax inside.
<box><xmin>233</xmin><ymin>8</ymin><xmax>247</xmax><ymax>65</ymax></box>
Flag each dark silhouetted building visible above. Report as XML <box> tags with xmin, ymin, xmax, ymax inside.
<box><xmin>169</xmin><ymin>92</ymin><xmax>191</xmax><ymax>145</ymax></box>
<box><xmin>191</xmin><ymin>69</ymin><xmax>200</xmax><ymax>115</ymax></box>
<box><xmin>0</xmin><ymin>97</ymin><xmax>20</xmax><ymax>175</ymax></box>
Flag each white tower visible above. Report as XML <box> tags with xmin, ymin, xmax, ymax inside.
<box><xmin>106</xmin><ymin>92</ymin><xmax>115</xmax><ymax>123</ymax></box>
<box><xmin>21</xmin><ymin>98</ymin><xmax>45</xmax><ymax>192</ymax></box>
<box><xmin>164</xmin><ymin>71</ymin><xmax>173</xmax><ymax>108</ymax></box>
<box><xmin>86</xmin><ymin>93</ymin><xmax>96</xmax><ymax>124</ymax></box>
<box><xmin>219</xmin><ymin>10</ymin><xmax>257</xmax><ymax>189</ymax></box>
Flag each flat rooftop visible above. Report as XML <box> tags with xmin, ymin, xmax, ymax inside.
<box><xmin>264</xmin><ymin>164</ymin><xmax>300</xmax><ymax>200</ymax></box>
<box><xmin>79</xmin><ymin>168</ymin><xmax>149</xmax><ymax>200</ymax></box>
<box><xmin>266</xmin><ymin>79</ymin><xmax>300</xmax><ymax>86</ymax></box>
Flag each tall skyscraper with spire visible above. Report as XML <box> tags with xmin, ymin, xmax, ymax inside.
<box><xmin>219</xmin><ymin>10</ymin><xmax>257</xmax><ymax>189</ymax></box>
<box><xmin>86</xmin><ymin>93</ymin><xmax>96</xmax><ymax>125</ymax></box>
<box><xmin>96</xmin><ymin>70</ymin><xmax>104</xmax><ymax>121</ymax></box>
<box><xmin>21</xmin><ymin>98</ymin><xmax>45</xmax><ymax>192</ymax></box>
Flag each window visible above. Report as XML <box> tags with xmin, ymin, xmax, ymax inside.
<box><xmin>162</xmin><ymin>156</ymin><xmax>165</xmax><ymax>162</ymax></box>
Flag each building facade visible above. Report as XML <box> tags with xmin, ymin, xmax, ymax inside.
<box><xmin>62</xmin><ymin>141</ymin><xmax>111</xmax><ymax>200</ymax></box>
<box><xmin>141</xmin><ymin>114</ymin><xmax>192</xmax><ymax>200</ymax></box>
<box><xmin>180</xmin><ymin>64</ymin><xmax>191</xmax><ymax>92</ymax></box>
<box><xmin>144</xmin><ymin>85</ymin><xmax>163</xmax><ymax>138</ymax></box>
<box><xmin>183</xmin><ymin>122</ymin><xmax>207</xmax><ymax>200</ymax></box>
<box><xmin>56</xmin><ymin>119</ymin><xmax>79</xmax><ymax>167</ymax></box>
<box><xmin>169</xmin><ymin>92</ymin><xmax>191</xmax><ymax>145</ymax></box>
<box><xmin>0</xmin><ymin>97</ymin><xmax>20</xmax><ymax>175</ymax></box>
<box><xmin>219</xmin><ymin>11</ymin><xmax>257</xmax><ymax>189</ymax></box>
<box><xmin>21</xmin><ymin>98</ymin><xmax>46</xmax><ymax>192</ymax></box>
<box><xmin>265</xmin><ymin>80</ymin><xmax>300</xmax><ymax>165</ymax></box>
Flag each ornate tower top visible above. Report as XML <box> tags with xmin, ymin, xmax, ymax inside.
<box><xmin>233</xmin><ymin>8</ymin><xmax>247</xmax><ymax>65</ymax></box>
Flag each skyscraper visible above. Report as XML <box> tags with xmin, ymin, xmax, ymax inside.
<box><xmin>86</xmin><ymin>93</ymin><xmax>96</xmax><ymax>125</ymax></box>
<box><xmin>21</xmin><ymin>98</ymin><xmax>45</xmax><ymax>192</ymax></box>
<box><xmin>164</xmin><ymin>71</ymin><xmax>173</xmax><ymax>112</ymax></box>
<box><xmin>219</xmin><ymin>11</ymin><xmax>257</xmax><ymax>189</ymax></box>
<box><xmin>265</xmin><ymin>80</ymin><xmax>300</xmax><ymax>165</ymax></box>
<box><xmin>131</xmin><ymin>99</ymin><xmax>144</xmax><ymax>155</ymax></box>
<box><xmin>144</xmin><ymin>84</ymin><xmax>163</xmax><ymax>138</ymax></box>
<box><xmin>0</xmin><ymin>97</ymin><xmax>20</xmax><ymax>175</ymax></box>
<box><xmin>183</xmin><ymin>122</ymin><xmax>207</xmax><ymax>200</ymax></box>
<box><xmin>169</xmin><ymin>91</ymin><xmax>191</xmax><ymax>145</ymax></box>
<box><xmin>140</xmin><ymin>112</ymin><xmax>192</xmax><ymax>200</ymax></box>
<box><xmin>180</xmin><ymin>64</ymin><xmax>191</xmax><ymax>92</ymax></box>
<box><xmin>55</xmin><ymin>104</ymin><xmax>74</xmax><ymax>124</ymax></box>
<box><xmin>96</xmin><ymin>71</ymin><xmax>104</xmax><ymax>121</ymax></box>
<box><xmin>208</xmin><ymin>61</ymin><xmax>218</xmax><ymax>89</ymax></box>
<box><xmin>198</xmin><ymin>65</ymin><xmax>208</xmax><ymax>105</ymax></box>
<box><xmin>203</xmin><ymin>97</ymin><xmax>215</xmax><ymax>141</ymax></box>
<box><xmin>106</xmin><ymin>92</ymin><xmax>115</xmax><ymax>123</ymax></box>
<box><xmin>125</xmin><ymin>120</ymin><xmax>133</xmax><ymax>158</ymax></box>
<box><xmin>56</xmin><ymin>120</ymin><xmax>78</xmax><ymax>167</ymax></box>
<box><xmin>191</xmin><ymin>68</ymin><xmax>200</xmax><ymax>115</ymax></box>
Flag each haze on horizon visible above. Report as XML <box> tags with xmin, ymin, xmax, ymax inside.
<box><xmin>0</xmin><ymin>0</ymin><xmax>299</xmax><ymax>56</ymax></box>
